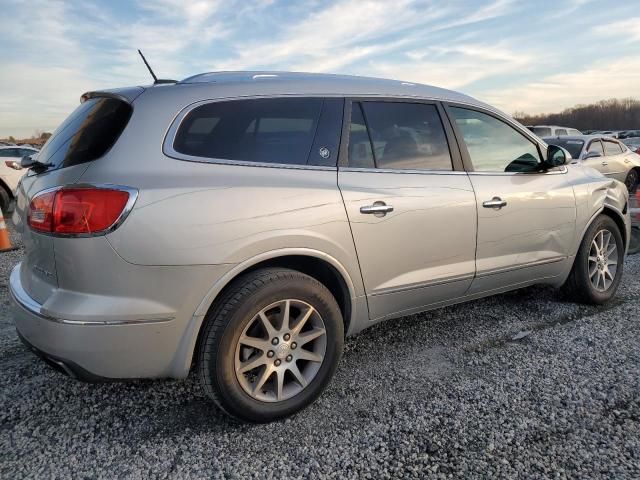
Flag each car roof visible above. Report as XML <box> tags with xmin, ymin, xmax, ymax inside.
<box><xmin>106</xmin><ymin>71</ymin><xmax>496</xmax><ymax>113</ymax></box>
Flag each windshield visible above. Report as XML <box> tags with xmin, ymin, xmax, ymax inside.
<box><xmin>546</xmin><ymin>138</ymin><xmax>584</xmax><ymax>158</ymax></box>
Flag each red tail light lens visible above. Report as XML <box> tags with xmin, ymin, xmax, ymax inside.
<box><xmin>27</xmin><ymin>191</ymin><xmax>56</xmax><ymax>233</ymax></box>
<box><xmin>28</xmin><ymin>187</ymin><xmax>133</xmax><ymax>235</ymax></box>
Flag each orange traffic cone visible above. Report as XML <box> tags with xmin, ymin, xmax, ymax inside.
<box><xmin>0</xmin><ymin>206</ymin><xmax>16</xmax><ymax>252</ymax></box>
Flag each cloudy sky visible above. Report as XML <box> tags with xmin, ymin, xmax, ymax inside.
<box><xmin>1</xmin><ymin>0</ymin><xmax>639</xmax><ymax>137</ymax></box>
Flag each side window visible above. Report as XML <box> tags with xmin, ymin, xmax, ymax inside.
<box><xmin>588</xmin><ymin>140</ymin><xmax>604</xmax><ymax>155</ymax></box>
<box><xmin>173</xmin><ymin>98</ymin><xmax>324</xmax><ymax>166</ymax></box>
<box><xmin>449</xmin><ymin>107</ymin><xmax>542</xmax><ymax>172</ymax></box>
<box><xmin>359</xmin><ymin>102</ymin><xmax>453</xmax><ymax>171</ymax></box>
<box><xmin>347</xmin><ymin>103</ymin><xmax>375</xmax><ymax>168</ymax></box>
<box><xmin>604</xmin><ymin>140</ymin><xmax>623</xmax><ymax>155</ymax></box>
<box><xmin>555</xmin><ymin>129</ymin><xmax>567</xmax><ymax>136</ymax></box>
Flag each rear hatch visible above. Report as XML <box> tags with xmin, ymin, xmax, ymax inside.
<box><xmin>13</xmin><ymin>88</ymin><xmax>141</xmax><ymax>304</ymax></box>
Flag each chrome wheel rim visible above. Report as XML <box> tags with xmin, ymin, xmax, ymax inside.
<box><xmin>588</xmin><ymin>229</ymin><xmax>619</xmax><ymax>292</ymax></box>
<box><xmin>234</xmin><ymin>299</ymin><xmax>327</xmax><ymax>402</ymax></box>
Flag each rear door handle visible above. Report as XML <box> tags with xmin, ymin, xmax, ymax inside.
<box><xmin>601</xmin><ymin>161</ymin><xmax>609</xmax><ymax>166</ymax></box>
<box><xmin>482</xmin><ymin>197</ymin><xmax>507</xmax><ymax>210</ymax></box>
<box><xmin>360</xmin><ymin>201</ymin><xmax>393</xmax><ymax>216</ymax></box>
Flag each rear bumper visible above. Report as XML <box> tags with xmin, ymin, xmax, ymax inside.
<box><xmin>9</xmin><ymin>263</ymin><xmax>191</xmax><ymax>380</ymax></box>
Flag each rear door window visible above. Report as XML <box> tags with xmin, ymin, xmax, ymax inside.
<box><xmin>555</xmin><ymin>129</ymin><xmax>568</xmax><ymax>136</ymax></box>
<box><xmin>604</xmin><ymin>140</ymin><xmax>624</xmax><ymax>155</ymax></box>
<box><xmin>346</xmin><ymin>101</ymin><xmax>453</xmax><ymax>171</ymax></box>
<box><xmin>359</xmin><ymin>101</ymin><xmax>453</xmax><ymax>171</ymax></box>
<box><xmin>173</xmin><ymin>97</ymin><xmax>342</xmax><ymax>166</ymax></box>
<box><xmin>36</xmin><ymin>97</ymin><xmax>132</xmax><ymax>171</ymax></box>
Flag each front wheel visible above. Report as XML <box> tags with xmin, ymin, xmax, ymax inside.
<box><xmin>562</xmin><ymin>214</ymin><xmax>624</xmax><ymax>304</ymax></box>
<box><xmin>197</xmin><ymin>268</ymin><xmax>344</xmax><ymax>422</ymax></box>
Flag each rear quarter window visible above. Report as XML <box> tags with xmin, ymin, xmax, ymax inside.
<box><xmin>36</xmin><ymin>97</ymin><xmax>132</xmax><ymax>170</ymax></box>
<box><xmin>172</xmin><ymin>97</ymin><xmax>342</xmax><ymax>167</ymax></box>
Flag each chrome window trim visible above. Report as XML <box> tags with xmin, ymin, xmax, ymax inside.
<box><xmin>163</xmin><ymin>94</ymin><xmax>340</xmax><ymax>171</ymax></box>
<box><xmin>27</xmin><ymin>183</ymin><xmax>139</xmax><ymax>238</ymax></box>
<box><xmin>163</xmin><ymin>94</ymin><xmax>491</xmax><ymax>171</ymax></box>
<box><xmin>467</xmin><ymin>165</ymin><xmax>569</xmax><ymax>176</ymax></box>
<box><xmin>339</xmin><ymin>166</ymin><xmax>467</xmax><ymax>175</ymax></box>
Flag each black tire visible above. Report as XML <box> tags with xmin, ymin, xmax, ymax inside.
<box><xmin>197</xmin><ymin>268</ymin><xmax>344</xmax><ymax>423</ymax></box>
<box><xmin>625</xmin><ymin>169</ymin><xmax>639</xmax><ymax>193</ymax></box>
<box><xmin>562</xmin><ymin>214</ymin><xmax>624</xmax><ymax>304</ymax></box>
<box><xmin>0</xmin><ymin>185</ymin><xmax>11</xmax><ymax>213</ymax></box>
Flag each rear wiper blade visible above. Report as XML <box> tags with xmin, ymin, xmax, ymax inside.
<box><xmin>21</xmin><ymin>155</ymin><xmax>53</xmax><ymax>172</ymax></box>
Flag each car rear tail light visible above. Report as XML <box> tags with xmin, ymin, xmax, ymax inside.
<box><xmin>28</xmin><ymin>186</ymin><xmax>136</xmax><ymax>236</ymax></box>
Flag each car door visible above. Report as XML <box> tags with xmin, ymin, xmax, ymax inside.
<box><xmin>603</xmin><ymin>139</ymin><xmax>629</xmax><ymax>182</ymax></box>
<box><xmin>338</xmin><ymin>99</ymin><xmax>477</xmax><ymax>321</ymax></box>
<box><xmin>583</xmin><ymin>139</ymin><xmax>610</xmax><ymax>175</ymax></box>
<box><xmin>444</xmin><ymin>105</ymin><xmax>576</xmax><ymax>294</ymax></box>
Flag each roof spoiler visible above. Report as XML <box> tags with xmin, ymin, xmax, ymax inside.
<box><xmin>80</xmin><ymin>87</ymin><xmax>145</xmax><ymax>104</ymax></box>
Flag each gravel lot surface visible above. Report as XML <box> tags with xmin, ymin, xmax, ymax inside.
<box><xmin>1</xmin><ymin>218</ymin><xmax>639</xmax><ymax>479</ymax></box>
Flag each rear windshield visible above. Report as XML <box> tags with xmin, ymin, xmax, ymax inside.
<box><xmin>173</xmin><ymin>98</ymin><xmax>332</xmax><ymax>166</ymax></box>
<box><xmin>36</xmin><ymin>97</ymin><xmax>132</xmax><ymax>170</ymax></box>
<box><xmin>546</xmin><ymin>138</ymin><xmax>584</xmax><ymax>158</ymax></box>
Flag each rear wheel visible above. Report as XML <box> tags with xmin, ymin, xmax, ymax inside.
<box><xmin>197</xmin><ymin>268</ymin><xmax>344</xmax><ymax>422</ymax></box>
<box><xmin>562</xmin><ymin>214</ymin><xmax>624</xmax><ymax>304</ymax></box>
<box><xmin>624</xmin><ymin>169</ymin><xmax>639</xmax><ymax>193</ymax></box>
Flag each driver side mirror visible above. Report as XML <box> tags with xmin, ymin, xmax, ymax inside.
<box><xmin>583</xmin><ymin>151</ymin><xmax>602</xmax><ymax>160</ymax></box>
<box><xmin>20</xmin><ymin>155</ymin><xmax>37</xmax><ymax>169</ymax></box>
<box><xmin>545</xmin><ymin>144</ymin><xmax>570</xmax><ymax>168</ymax></box>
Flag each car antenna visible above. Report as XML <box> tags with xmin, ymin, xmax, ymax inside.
<box><xmin>137</xmin><ymin>49</ymin><xmax>176</xmax><ymax>84</ymax></box>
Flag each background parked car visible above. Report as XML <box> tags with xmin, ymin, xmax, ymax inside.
<box><xmin>619</xmin><ymin>130</ymin><xmax>640</xmax><ymax>139</ymax></box>
<box><xmin>0</xmin><ymin>145</ymin><xmax>38</xmax><ymax>211</ymax></box>
<box><xmin>622</xmin><ymin>137</ymin><xmax>640</xmax><ymax>154</ymax></box>
<box><xmin>527</xmin><ymin>125</ymin><xmax>582</xmax><ymax>137</ymax></box>
<box><xmin>543</xmin><ymin>135</ymin><xmax>640</xmax><ymax>191</ymax></box>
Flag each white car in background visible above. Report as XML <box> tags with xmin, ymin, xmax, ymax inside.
<box><xmin>527</xmin><ymin>125</ymin><xmax>582</xmax><ymax>137</ymax></box>
<box><xmin>0</xmin><ymin>145</ymin><xmax>38</xmax><ymax>211</ymax></box>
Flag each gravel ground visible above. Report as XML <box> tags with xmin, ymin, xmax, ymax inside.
<box><xmin>1</xmin><ymin>219</ymin><xmax>639</xmax><ymax>479</ymax></box>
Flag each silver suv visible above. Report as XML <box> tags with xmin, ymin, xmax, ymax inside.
<box><xmin>10</xmin><ymin>72</ymin><xmax>630</xmax><ymax>422</ymax></box>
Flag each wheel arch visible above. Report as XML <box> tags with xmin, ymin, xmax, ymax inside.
<box><xmin>170</xmin><ymin>248</ymin><xmax>365</xmax><ymax>378</ymax></box>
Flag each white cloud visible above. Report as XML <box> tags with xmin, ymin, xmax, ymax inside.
<box><xmin>593</xmin><ymin>17</ymin><xmax>640</xmax><ymax>43</ymax></box>
<box><xmin>363</xmin><ymin>42</ymin><xmax>538</xmax><ymax>90</ymax></box>
<box><xmin>479</xmin><ymin>56</ymin><xmax>640</xmax><ymax>114</ymax></box>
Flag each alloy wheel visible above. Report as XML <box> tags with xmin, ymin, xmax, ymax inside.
<box><xmin>588</xmin><ymin>229</ymin><xmax>619</xmax><ymax>292</ymax></box>
<box><xmin>234</xmin><ymin>299</ymin><xmax>327</xmax><ymax>402</ymax></box>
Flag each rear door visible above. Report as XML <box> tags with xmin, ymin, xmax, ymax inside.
<box><xmin>338</xmin><ymin>99</ymin><xmax>477</xmax><ymax>321</ymax></box>
<box><xmin>444</xmin><ymin>104</ymin><xmax>576</xmax><ymax>294</ymax></box>
<box><xmin>603</xmin><ymin>139</ymin><xmax>629</xmax><ymax>182</ymax></box>
<box><xmin>583</xmin><ymin>139</ymin><xmax>610</xmax><ymax>175</ymax></box>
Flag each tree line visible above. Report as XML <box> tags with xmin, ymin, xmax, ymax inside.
<box><xmin>514</xmin><ymin>98</ymin><xmax>640</xmax><ymax>130</ymax></box>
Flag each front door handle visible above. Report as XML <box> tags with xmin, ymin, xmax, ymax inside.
<box><xmin>601</xmin><ymin>161</ymin><xmax>609</xmax><ymax>166</ymax></box>
<box><xmin>482</xmin><ymin>197</ymin><xmax>507</xmax><ymax>210</ymax></box>
<box><xmin>360</xmin><ymin>201</ymin><xmax>394</xmax><ymax>217</ymax></box>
